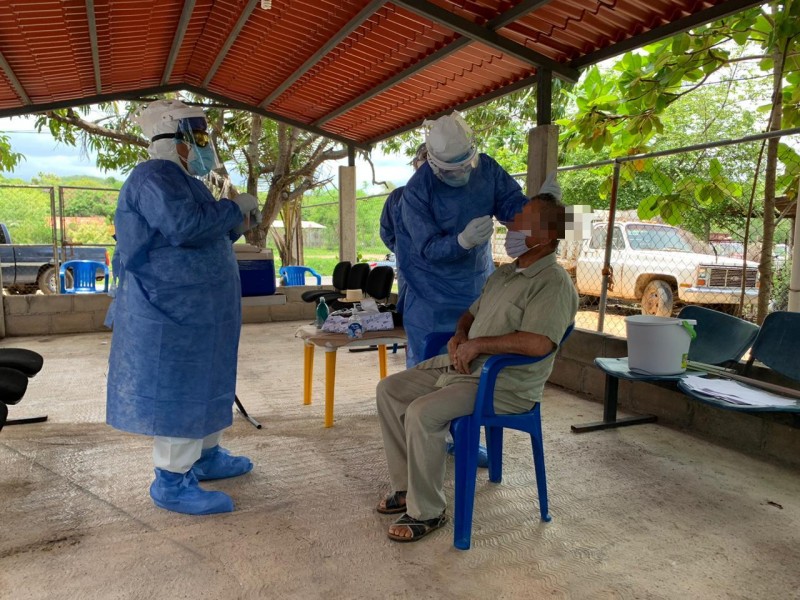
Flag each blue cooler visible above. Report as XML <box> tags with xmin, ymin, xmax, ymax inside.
<box><xmin>235</xmin><ymin>245</ymin><xmax>276</xmax><ymax>297</ymax></box>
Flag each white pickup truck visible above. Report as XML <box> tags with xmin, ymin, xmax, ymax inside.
<box><xmin>555</xmin><ymin>221</ymin><xmax>760</xmax><ymax>316</ymax></box>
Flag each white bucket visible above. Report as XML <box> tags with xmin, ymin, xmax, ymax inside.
<box><xmin>625</xmin><ymin>315</ymin><xmax>697</xmax><ymax>375</ymax></box>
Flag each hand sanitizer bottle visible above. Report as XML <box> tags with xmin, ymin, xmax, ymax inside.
<box><xmin>315</xmin><ymin>297</ymin><xmax>329</xmax><ymax>329</ymax></box>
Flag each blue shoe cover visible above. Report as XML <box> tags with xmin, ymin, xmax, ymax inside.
<box><xmin>150</xmin><ymin>468</ymin><xmax>234</xmax><ymax>515</ymax></box>
<box><xmin>191</xmin><ymin>445</ymin><xmax>253</xmax><ymax>481</ymax></box>
<box><xmin>446</xmin><ymin>442</ymin><xmax>490</xmax><ymax>469</ymax></box>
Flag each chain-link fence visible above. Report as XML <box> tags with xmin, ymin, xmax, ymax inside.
<box><xmin>0</xmin><ymin>184</ymin><xmax>118</xmax><ymax>294</ymax></box>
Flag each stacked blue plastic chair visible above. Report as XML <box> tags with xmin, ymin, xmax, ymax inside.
<box><xmin>60</xmin><ymin>260</ymin><xmax>109</xmax><ymax>294</ymax></box>
<box><xmin>279</xmin><ymin>265</ymin><xmax>322</xmax><ymax>286</ymax></box>
<box><xmin>422</xmin><ymin>324</ymin><xmax>574</xmax><ymax>550</ymax></box>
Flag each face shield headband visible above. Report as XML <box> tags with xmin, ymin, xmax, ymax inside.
<box><xmin>151</xmin><ymin>117</ymin><xmax>210</xmax><ymax>147</ymax></box>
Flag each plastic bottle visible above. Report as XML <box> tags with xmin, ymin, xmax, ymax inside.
<box><xmin>315</xmin><ymin>297</ymin><xmax>329</xmax><ymax>329</ymax></box>
<box><xmin>346</xmin><ymin>311</ymin><xmax>364</xmax><ymax>339</ymax></box>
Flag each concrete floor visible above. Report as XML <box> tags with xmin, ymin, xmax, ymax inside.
<box><xmin>2</xmin><ymin>322</ymin><xmax>799</xmax><ymax>600</ymax></box>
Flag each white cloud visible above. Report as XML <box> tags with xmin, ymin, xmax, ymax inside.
<box><xmin>0</xmin><ymin>115</ymin><xmax>125</xmax><ymax>181</ymax></box>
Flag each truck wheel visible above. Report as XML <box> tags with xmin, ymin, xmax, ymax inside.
<box><xmin>37</xmin><ymin>266</ymin><xmax>72</xmax><ymax>295</ymax></box>
<box><xmin>641</xmin><ymin>280</ymin><xmax>673</xmax><ymax>317</ymax></box>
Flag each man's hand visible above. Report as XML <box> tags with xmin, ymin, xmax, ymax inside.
<box><xmin>447</xmin><ymin>330</ymin><xmax>468</xmax><ymax>364</ymax></box>
<box><xmin>452</xmin><ymin>339</ymin><xmax>481</xmax><ymax>374</ymax></box>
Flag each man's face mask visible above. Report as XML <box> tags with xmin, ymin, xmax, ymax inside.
<box><xmin>505</xmin><ymin>229</ymin><xmax>536</xmax><ymax>258</ymax></box>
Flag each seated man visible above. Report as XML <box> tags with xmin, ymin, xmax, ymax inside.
<box><xmin>374</xmin><ymin>189</ymin><xmax>578</xmax><ymax>542</ymax></box>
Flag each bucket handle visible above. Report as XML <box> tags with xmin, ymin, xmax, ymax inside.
<box><xmin>680</xmin><ymin>320</ymin><xmax>697</xmax><ymax>340</ymax></box>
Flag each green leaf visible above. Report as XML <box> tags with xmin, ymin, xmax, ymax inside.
<box><xmin>650</xmin><ymin>168</ymin><xmax>673</xmax><ymax>194</ymax></box>
<box><xmin>637</xmin><ymin>195</ymin><xmax>660</xmax><ymax>219</ymax></box>
<box><xmin>709</xmin><ymin>158</ymin><xmax>723</xmax><ymax>180</ymax></box>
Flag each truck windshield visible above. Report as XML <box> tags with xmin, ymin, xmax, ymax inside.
<box><xmin>626</xmin><ymin>225</ymin><xmax>695</xmax><ymax>252</ymax></box>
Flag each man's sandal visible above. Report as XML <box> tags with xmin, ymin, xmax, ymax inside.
<box><xmin>376</xmin><ymin>491</ymin><xmax>407</xmax><ymax>515</ymax></box>
<box><xmin>387</xmin><ymin>512</ymin><xmax>447</xmax><ymax>543</ymax></box>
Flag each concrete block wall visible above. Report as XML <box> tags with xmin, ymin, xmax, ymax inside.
<box><xmin>551</xmin><ymin>329</ymin><xmax>800</xmax><ymax>468</ymax></box>
<box><xmin>3</xmin><ymin>294</ymin><xmax>113</xmax><ymax>335</ymax></box>
<box><xmin>1</xmin><ymin>285</ymin><xmax>321</xmax><ymax>335</ymax></box>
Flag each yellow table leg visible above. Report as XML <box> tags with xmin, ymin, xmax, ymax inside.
<box><xmin>324</xmin><ymin>349</ymin><xmax>337</xmax><ymax>428</ymax></box>
<box><xmin>303</xmin><ymin>343</ymin><xmax>314</xmax><ymax>405</ymax></box>
<box><xmin>378</xmin><ymin>344</ymin><xmax>387</xmax><ymax>379</ymax></box>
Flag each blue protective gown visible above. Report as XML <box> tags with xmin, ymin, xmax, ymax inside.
<box><xmin>105</xmin><ymin>159</ymin><xmax>244</xmax><ymax>438</ymax></box>
<box><xmin>380</xmin><ymin>186</ymin><xmax>406</xmax><ymax>308</ymax></box>
<box><xmin>398</xmin><ymin>154</ymin><xmax>528</xmax><ymax>366</ymax></box>
<box><xmin>379</xmin><ymin>187</ymin><xmax>404</xmax><ymax>253</ymax></box>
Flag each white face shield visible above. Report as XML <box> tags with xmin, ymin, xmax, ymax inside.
<box><xmin>424</xmin><ymin>112</ymin><xmax>478</xmax><ymax>187</ymax></box>
<box><xmin>134</xmin><ymin>100</ymin><xmax>221</xmax><ymax>176</ymax></box>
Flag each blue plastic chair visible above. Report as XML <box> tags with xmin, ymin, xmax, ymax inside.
<box><xmin>677</xmin><ymin>305</ymin><xmax>759</xmax><ymax>367</ymax></box>
<box><xmin>744</xmin><ymin>311</ymin><xmax>800</xmax><ymax>381</ymax></box>
<box><xmin>60</xmin><ymin>260</ymin><xmax>109</xmax><ymax>294</ymax></box>
<box><xmin>279</xmin><ymin>265</ymin><xmax>322</xmax><ymax>286</ymax></box>
<box><xmin>422</xmin><ymin>324</ymin><xmax>574</xmax><ymax>550</ymax></box>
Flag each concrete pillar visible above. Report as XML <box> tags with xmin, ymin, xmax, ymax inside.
<box><xmin>788</xmin><ymin>213</ymin><xmax>800</xmax><ymax>312</ymax></box>
<box><xmin>0</xmin><ymin>264</ymin><xmax>5</xmax><ymax>338</ymax></box>
<box><xmin>339</xmin><ymin>165</ymin><xmax>357</xmax><ymax>263</ymax></box>
<box><xmin>525</xmin><ymin>125</ymin><xmax>559</xmax><ymax>197</ymax></box>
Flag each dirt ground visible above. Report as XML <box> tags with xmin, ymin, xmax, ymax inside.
<box><xmin>2</xmin><ymin>321</ymin><xmax>799</xmax><ymax>599</ymax></box>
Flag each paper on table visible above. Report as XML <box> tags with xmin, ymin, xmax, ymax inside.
<box><xmin>682</xmin><ymin>375</ymin><xmax>797</xmax><ymax>407</ymax></box>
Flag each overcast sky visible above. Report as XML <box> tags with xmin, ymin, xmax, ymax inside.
<box><xmin>0</xmin><ymin>114</ymin><xmax>413</xmax><ymax>192</ymax></box>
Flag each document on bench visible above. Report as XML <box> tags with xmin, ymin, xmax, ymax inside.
<box><xmin>682</xmin><ymin>375</ymin><xmax>798</xmax><ymax>407</ymax></box>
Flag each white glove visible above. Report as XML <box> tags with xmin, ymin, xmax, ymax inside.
<box><xmin>457</xmin><ymin>215</ymin><xmax>494</xmax><ymax>249</ymax></box>
<box><xmin>231</xmin><ymin>193</ymin><xmax>261</xmax><ymax>236</ymax></box>
<box><xmin>232</xmin><ymin>193</ymin><xmax>258</xmax><ymax>217</ymax></box>
<box><xmin>538</xmin><ymin>171</ymin><xmax>562</xmax><ymax>202</ymax></box>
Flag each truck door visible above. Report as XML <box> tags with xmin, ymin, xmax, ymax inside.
<box><xmin>576</xmin><ymin>225</ymin><xmax>625</xmax><ymax>296</ymax></box>
<box><xmin>0</xmin><ymin>225</ymin><xmax>14</xmax><ymax>285</ymax></box>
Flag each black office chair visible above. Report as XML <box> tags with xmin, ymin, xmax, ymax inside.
<box><xmin>0</xmin><ymin>348</ymin><xmax>46</xmax><ymax>427</ymax></box>
<box><xmin>328</xmin><ymin>263</ymin><xmax>370</xmax><ymax>311</ymax></box>
<box><xmin>364</xmin><ymin>266</ymin><xmax>394</xmax><ymax>303</ymax></box>
<box><xmin>301</xmin><ymin>261</ymin><xmax>351</xmax><ymax>305</ymax></box>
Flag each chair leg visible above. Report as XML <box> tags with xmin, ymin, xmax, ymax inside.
<box><xmin>485</xmin><ymin>426</ymin><xmax>503</xmax><ymax>483</ymax></box>
<box><xmin>452</xmin><ymin>418</ymin><xmax>480</xmax><ymax>550</ymax></box>
<box><xmin>531</xmin><ymin>430</ymin><xmax>551</xmax><ymax>522</ymax></box>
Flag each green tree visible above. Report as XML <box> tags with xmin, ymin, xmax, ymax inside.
<box><xmin>557</xmin><ymin>1</ymin><xmax>800</xmax><ymax>321</ymax></box>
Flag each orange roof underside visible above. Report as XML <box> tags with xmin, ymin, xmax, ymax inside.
<box><xmin>0</xmin><ymin>0</ymin><xmax>763</xmax><ymax>147</ymax></box>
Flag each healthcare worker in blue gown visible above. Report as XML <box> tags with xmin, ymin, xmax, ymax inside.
<box><xmin>379</xmin><ymin>143</ymin><xmax>428</xmax><ymax>311</ymax></box>
<box><xmin>105</xmin><ymin>99</ymin><xmax>262</xmax><ymax>516</ymax></box>
<box><xmin>397</xmin><ymin>112</ymin><xmax>532</xmax><ymax>368</ymax></box>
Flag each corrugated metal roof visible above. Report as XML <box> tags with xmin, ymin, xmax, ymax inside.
<box><xmin>0</xmin><ymin>0</ymin><xmax>764</xmax><ymax>148</ymax></box>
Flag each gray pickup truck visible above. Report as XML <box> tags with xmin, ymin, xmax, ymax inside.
<box><xmin>0</xmin><ymin>223</ymin><xmax>109</xmax><ymax>294</ymax></box>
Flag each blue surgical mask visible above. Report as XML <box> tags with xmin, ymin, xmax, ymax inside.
<box><xmin>187</xmin><ymin>143</ymin><xmax>216</xmax><ymax>176</ymax></box>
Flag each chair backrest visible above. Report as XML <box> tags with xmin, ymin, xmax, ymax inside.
<box><xmin>346</xmin><ymin>263</ymin><xmax>370</xmax><ymax>291</ymax></box>
<box><xmin>747</xmin><ymin>311</ymin><xmax>800</xmax><ymax>381</ymax></box>
<box><xmin>678</xmin><ymin>305</ymin><xmax>759</xmax><ymax>366</ymax></box>
<box><xmin>365</xmin><ymin>266</ymin><xmax>394</xmax><ymax>301</ymax></box>
<box><xmin>280</xmin><ymin>265</ymin><xmax>321</xmax><ymax>286</ymax></box>
<box><xmin>60</xmin><ymin>260</ymin><xmax>109</xmax><ymax>294</ymax></box>
<box><xmin>331</xmin><ymin>261</ymin><xmax>352</xmax><ymax>291</ymax></box>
